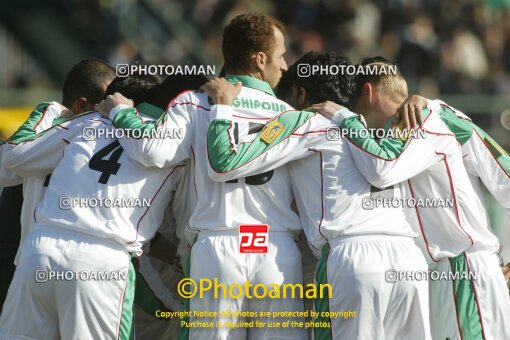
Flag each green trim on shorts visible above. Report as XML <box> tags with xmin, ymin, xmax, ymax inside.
<box><xmin>118</xmin><ymin>260</ymin><xmax>136</xmax><ymax>340</ymax></box>
<box><xmin>314</xmin><ymin>243</ymin><xmax>332</xmax><ymax>340</ymax></box>
<box><xmin>449</xmin><ymin>253</ymin><xmax>485</xmax><ymax>340</ymax></box>
<box><xmin>178</xmin><ymin>254</ymin><xmax>191</xmax><ymax>340</ymax></box>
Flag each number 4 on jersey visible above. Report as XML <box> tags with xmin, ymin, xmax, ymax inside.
<box><xmin>88</xmin><ymin>140</ymin><xmax>124</xmax><ymax>184</ymax></box>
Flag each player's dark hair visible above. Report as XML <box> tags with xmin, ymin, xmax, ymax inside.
<box><xmin>147</xmin><ymin>75</ymin><xmax>210</xmax><ymax>109</ymax></box>
<box><xmin>62</xmin><ymin>58</ymin><xmax>115</xmax><ymax>108</ymax></box>
<box><xmin>222</xmin><ymin>13</ymin><xmax>285</xmax><ymax>73</ymax></box>
<box><xmin>276</xmin><ymin>51</ymin><xmax>354</xmax><ymax>107</ymax></box>
<box><xmin>353</xmin><ymin>56</ymin><xmax>407</xmax><ymax>103</ymax></box>
<box><xmin>104</xmin><ymin>75</ymin><xmax>163</xmax><ymax>106</ymax></box>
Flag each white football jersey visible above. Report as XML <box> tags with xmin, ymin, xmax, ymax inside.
<box><xmin>426</xmin><ymin>99</ymin><xmax>510</xmax><ymax>218</ymax></box>
<box><xmin>205</xmin><ymin>102</ymin><xmax>503</xmax><ymax>262</ymax></box>
<box><xmin>108</xmin><ymin>75</ymin><xmax>302</xmax><ymax>243</ymax></box>
<box><xmin>205</xmin><ymin>105</ymin><xmax>418</xmax><ymax>257</ymax></box>
<box><xmin>337</xmin><ymin>106</ymin><xmax>501</xmax><ymax>264</ymax></box>
<box><xmin>3</xmin><ymin>103</ymin><xmax>188</xmax><ymax>255</ymax></box>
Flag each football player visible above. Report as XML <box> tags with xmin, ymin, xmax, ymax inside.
<box><xmin>202</xmin><ymin>52</ymin><xmax>432</xmax><ymax>340</ymax></box>
<box><xmin>0</xmin><ymin>75</ymin><xmax>187</xmax><ymax>339</ymax></box>
<box><xmin>96</xmin><ymin>13</ymin><xmax>308</xmax><ymax>340</ymax></box>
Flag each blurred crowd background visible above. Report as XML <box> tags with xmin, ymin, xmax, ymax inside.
<box><xmin>2</xmin><ymin>1</ymin><xmax>510</xmax><ymax>96</ymax></box>
<box><xmin>0</xmin><ymin>0</ymin><xmax>509</xmax><ymax>255</ymax></box>
<box><xmin>3</xmin><ymin>0</ymin><xmax>510</xmax><ymax>96</ymax></box>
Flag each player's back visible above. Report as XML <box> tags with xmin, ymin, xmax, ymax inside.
<box><xmin>35</xmin><ymin>113</ymin><xmax>183</xmax><ymax>254</ymax></box>
<box><xmin>287</xmin><ymin>114</ymin><xmax>417</xmax><ymax>255</ymax></box>
<box><xmin>187</xmin><ymin>80</ymin><xmax>302</xmax><ymax>234</ymax></box>
<box><xmin>397</xmin><ymin>111</ymin><xmax>500</xmax><ymax>263</ymax></box>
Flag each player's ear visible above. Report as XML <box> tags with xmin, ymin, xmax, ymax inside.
<box><xmin>74</xmin><ymin>97</ymin><xmax>89</xmax><ymax>114</ymax></box>
<box><xmin>253</xmin><ymin>51</ymin><xmax>267</xmax><ymax>71</ymax></box>
<box><xmin>363</xmin><ymin>83</ymin><xmax>375</xmax><ymax>103</ymax></box>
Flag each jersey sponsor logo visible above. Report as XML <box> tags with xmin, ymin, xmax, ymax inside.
<box><xmin>232</xmin><ymin>97</ymin><xmax>287</xmax><ymax>113</ymax></box>
<box><xmin>239</xmin><ymin>224</ymin><xmax>269</xmax><ymax>253</ymax></box>
<box><xmin>260</xmin><ymin>120</ymin><xmax>285</xmax><ymax>144</ymax></box>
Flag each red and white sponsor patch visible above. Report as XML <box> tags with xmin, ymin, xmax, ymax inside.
<box><xmin>239</xmin><ymin>224</ymin><xmax>269</xmax><ymax>253</ymax></box>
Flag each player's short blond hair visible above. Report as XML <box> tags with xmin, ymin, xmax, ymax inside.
<box><xmin>354</xmin><ymin>58</ymin><xmax>408</xmax><ymax>104</ymax></box>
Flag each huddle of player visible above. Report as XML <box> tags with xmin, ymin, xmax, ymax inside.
<box><xmin>0</xmin><ymin>11</ymin><xmax>509</xmax><ymax>340</ymax></box>
<box><xmin>0</xmin><ymin>61</ymin><xmax>201</xmax><ymax>339</ymax></box>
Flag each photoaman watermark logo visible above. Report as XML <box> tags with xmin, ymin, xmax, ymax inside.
<box><xmin>59</xmin><ymin>196</ymin><xmax>151</xmax><ymax>209</ymax></box>
<box><xmin>35</xmin><ymin>269</ymin><xmax>127</xmax><ymax>282</ymax></box>
<box><xmin>157</xmin><ymin>309</ymin><xmax>356</xmax><ymax>329</ymax></box>
<box><xmin>116</xmin><ymin>63</ymin><xmax>216</xmax><ymax>77</ymax></box>
<box><xmin>325</xmin><ymin>127</ymin><xmax>427</xmax><ymax>141</ymax></box>
<box><xmin>177</xmin><ymin>278</ymin><xmax>332</xmax><ymax>300</ymax></box>
<box><xmin>82</xmin><ymin>126</ymin><xmax>184</xmax><ymax>141</ymax></box>
<box><xmin>361</xmin><ymin>197</ymin><xmax>454</xmax><ymax>210</ymax></box>
<box><xmin>297</xmin><ymin>63</ymin><xmax>398</xmax><ymax>77</ymax></box>
<box><xmin>385</xmin><ymin>269</ymin><xmax>477</xmax><ymax>282</ymax></box>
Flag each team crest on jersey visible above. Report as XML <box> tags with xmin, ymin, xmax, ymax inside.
<box><xmin>239</xmin><ymin>224</ymin><xmax>269</xmax><ymax>253</ymax></box>
<box><xmin>260</xmin><ymin>120</ymin><xmax>285</xmax><ymax>144</ymax></box>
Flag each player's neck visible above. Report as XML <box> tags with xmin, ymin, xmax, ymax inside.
<box><xmin>376</xmin><ymin>99</ymin><xmax>400</xmax><ymax>129</ymax></box>
<box><xmin>224</xmin><ymin>66</ymin><xmax>263</xmax><ymax>82</ymax></box>
<box><xmin>246</xmin><ymin>72</ymin><xmax>264</xmax><ymax>82</ymax></box>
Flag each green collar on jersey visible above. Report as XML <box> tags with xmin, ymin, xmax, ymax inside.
<box><xmin>52</xmin><ymin>117</ymin><xmax>68</xmax><ymax>126</ymax></box>
<box><xmin>51</xmin><ymin>110</ymin><xmax>96</xmax><ymax>127</ymax></box>
<box><xmin>136</xmin><ymin>102</ymin><xmax>164</xmax><ymax>119</ymax></box>
<box><xmin>225</xmin><ymin>74</ymin><xmax>276</xmax><ymax>97</ymax></box>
